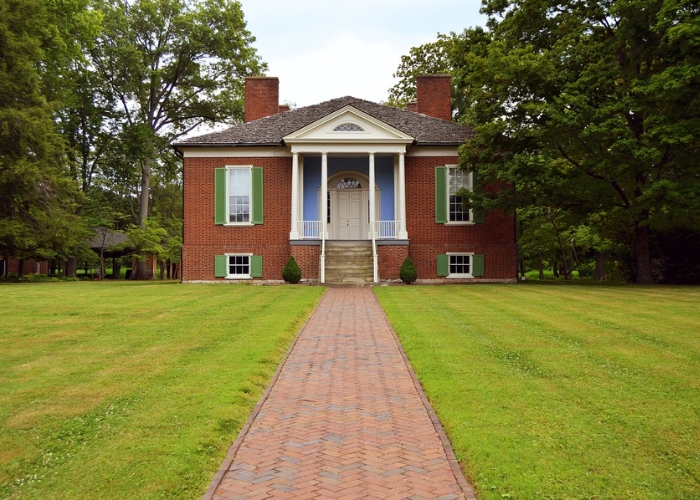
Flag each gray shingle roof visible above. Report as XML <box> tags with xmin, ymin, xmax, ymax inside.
<box><xmin>172</xmin><ymin>96</ymin><xmax>473</xmax><ymax>147</ymax></box>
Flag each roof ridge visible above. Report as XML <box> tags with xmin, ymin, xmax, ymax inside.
<box><xmin>173</xmin><ymin>95</ymin><xmax>473</xmax><ymax>147</ymax></box>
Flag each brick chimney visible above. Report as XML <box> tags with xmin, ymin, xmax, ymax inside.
<box><xmin>415</xmin><ymin>74</ymin><xmax>452</xmax><ymax>121</ymax></box>
<box><xmin>244</xmin><ymin>77</ymin><xmax>280</xmax><ymax>122</ymax></box>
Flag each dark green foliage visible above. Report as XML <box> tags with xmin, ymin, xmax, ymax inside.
<box><xmin>0</xmin><ymin>0</ymin><xmax>90</xmax><ymax>263</ymax></box>
<box><xmin>391</xmin><ymin>0</ymin><xmax>700</xmax><ymax>284</ymax></box>
<box><xmin>400</xmin><ymin>257</ymin><xmax>417</xmax><ymax>284</ymax></box>
<box><xmin>282</xmin><ymin>256</ymin><xmax>302</xmax><ymax>284</ymax></box>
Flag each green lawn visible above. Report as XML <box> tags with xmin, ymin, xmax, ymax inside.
<box><xmin>0</xmin><ymin>281</ymin><xmax>324</xmax><ymax>499</ymax></box>
<box><xmin>375</xmin><ymin>283</ymin><xmax>700</xmax><ymax>499</ymax></box>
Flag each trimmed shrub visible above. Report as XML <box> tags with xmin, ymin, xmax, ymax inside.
<box><xmin>400</xmin><ymin>257</ymin><xmax>417</xmax><ymax>284</ymax></box>
<box><xmin>282</xmin><ymin>256</ymin><xmax>302</xmax><ymax>283</ymax></box>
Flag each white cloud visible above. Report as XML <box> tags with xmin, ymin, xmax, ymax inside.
<box><xmin>236</xmin><ymin>0</ymin><xmax>486</xmax><ymax>106</ymax></box>
<box><xmin>269</xmin><ymin>33</ymin><xmax>407</xmax><ymax>106</ymax></box>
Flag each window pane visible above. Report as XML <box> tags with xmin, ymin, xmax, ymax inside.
<box><xmin>228</xmin><ymin>255</ymin><xmax>250</xmax><ymax>276</ymax></box>
<box><xmin>448</xmin><ymin>167</ymin><xmax>470</xmax><ymax>222</ymax></box>
<box><xmin>449</xmin><ymin>255</ymin><xmax>470</xmax><ymax>275</ymax></box>
<box><xmin>229</xmin><ymin>169</ymin><xmax>251</xmax><ymax>222</ymax></box>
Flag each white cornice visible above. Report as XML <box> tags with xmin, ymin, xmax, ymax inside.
<box><xmin>181</xmin><ymin>147</ymin><xmax>292</xmax><ymax>158</ymax></box>
<box><xmin>289</xmin><ymin>144</ymin><xmax>407</xmax><ymax>155</ymax></box>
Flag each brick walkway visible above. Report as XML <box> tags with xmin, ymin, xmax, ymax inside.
<box><xmin>205</xmin><ymin>287</ymin><xmax>476</xmax><ymax>500</ymax></box>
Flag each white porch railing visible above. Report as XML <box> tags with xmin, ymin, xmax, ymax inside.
<box><xmin>374</xmin><ymin>220</ymin><xmax>398</xmax><ymax>239</ymax></box>
<box><xmin>298</xmin><ymin>221</ymin><xmax>320</xmax><ymax>239</ymax></box>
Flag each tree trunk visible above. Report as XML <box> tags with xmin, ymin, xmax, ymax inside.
<box><xmin>99</xmin><ymin>249</ymin><xmax>105</xmax><ymax>280</ymax></box>
<box><xmin>18</xmin><ymin>259</ymin><xmax>25</xmax><ymax>278</ymax></box>
<box><xmin>519</xmin><ymin>258</ymin><xmax>525</xmax><ymax>279</ymax></box>
<box><xmin>635</xmin><ymin>223</ymin><xmax>654</xmax><ymax>284</ymax></box>
<box><xmin>593</xmin><ymin>251</ymin><xmax>607</xmax><ymax>281</ymax></box>
<box><xmin>552</xmin><ymin>258</ymin><xmax>559</xmax><ymax>277</ymax></box>
<box><xmin>133</xmin><ymin>155</ymin><xmax>152</xmax><ymax>280</ymax></box>
<box><xmin>538</xmin><ymin>252</ymin><xmax>544</xmax><ymax>280</ymax></box>
<box><xmin>64</xmin><ymin>257</ymin><xmax>77</xmax><ymax>278</ymax></box>
<box><xmin>113</xmin><ymin>260</ymin><xmax>121</xmax><ymax>280</ymax></box>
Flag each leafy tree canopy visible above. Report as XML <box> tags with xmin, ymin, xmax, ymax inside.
<box><xmin>88</xmin><ymin>0</ymin><xmax>265</xmax><ymax>278</ymax></box>
<box><xmin>0</xmin><ymin>0</ymin><xmax>98</xmax><ymax>261</ymax></box>
<box><xmin>392</xmin><ymin>0</ymin><xmax>700</xmax><ymax>283</ymax></box>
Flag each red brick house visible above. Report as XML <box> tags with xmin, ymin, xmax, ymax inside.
<box><xmin>173</xmin><ymin>75</ymin><xmax>516</xmax><ymax>284</ymax></box>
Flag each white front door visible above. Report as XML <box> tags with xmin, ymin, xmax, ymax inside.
<box><xmin>337</xmin><ymin>190</ymin><xmax>363</xmax><ymax>240</ymax></box>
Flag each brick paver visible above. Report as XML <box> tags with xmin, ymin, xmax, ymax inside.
<box><xmin>206</xmin><ymin>288</ymin><xmax>476</xmax><ymax>500</ymax></box>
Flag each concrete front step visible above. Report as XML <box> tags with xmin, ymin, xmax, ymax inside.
<box><xmin>323</xmin><ymin>241</ymin><xmax>374</xmax><ymax>283</ymax></box>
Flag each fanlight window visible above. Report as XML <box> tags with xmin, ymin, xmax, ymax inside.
<box><xmin>333</xmin><ymin>122</ymin><xmax>364</xmax><ymax>132</ymax></box>
<box><xmin>337</xmin><ymin>177</ymin><xmax>362</xmax><ymax>189</ymax></box>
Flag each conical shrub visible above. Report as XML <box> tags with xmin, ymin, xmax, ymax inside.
<box><xmin>400</xmin><ymin>256</ymin><xmax>417</xmax><ymax>284</ymax></box>
<box><xmin>282</xmin><ymin>256</ymin><xmax>302</xmax><ymax>283</ymax></box>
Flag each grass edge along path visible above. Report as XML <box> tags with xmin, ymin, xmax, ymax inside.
<box><xmin>375</xmin><ymin>283</ymin><xmax>700</xmax><ymax>500</ymax></box>
<box><xmin>0</xmin><ymin>281</ymin><xmax>325</xmax><ymax>499</ymax></box>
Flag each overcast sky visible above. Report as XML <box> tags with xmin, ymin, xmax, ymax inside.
<box><xmin>237</xmin><ymin>0</ymin><xmax>485</xmax><ymax>107</ymax></box>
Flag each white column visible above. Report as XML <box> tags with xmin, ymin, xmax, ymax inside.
<box><xmin>290</xmin><ymin>152</ymin><xmax>299</xmax><ymax>239</ymax></box>
<box><xmin>398</xmin><ymin>152</ymin><xmax>408</xmax><ymax>239</ymax></box>
<box><xmin>298</xmin><ymin>155</ymin><xmax>304</xmax><ymax>229</ymax></box>
<box><xmin>321</xmin><ymin>153</ymin><xmax>328</xmax><ymax>239</ymax></box>
<box><xmin>369</xmin><ymin>153</ymin><xmax>376</xmax><ymax>238</ymax></box>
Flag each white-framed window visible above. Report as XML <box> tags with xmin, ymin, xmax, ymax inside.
<box><xmin>226</xmin><ymin>253</ymin><xmax>252</xmax><ymax>279</ymax></box>
<box><xmin>437</xmin><ymin>252</ymin><xmax>484</xmax><ymax>278</ymax></box>
<box><xmin>447</xmin><ymin>253</ymin><xmax>473</xmax><ymax>278</ymax></box>
<box><xmin>447</xmin><ymin>165</ymin><xmax>471</xmax><ymax>223</ymax></box>
<box><xmin>227</xmin><ymin>166</ymin><xmax>252</xmax><ymax>224</ymax></box>
<box><xmin>215</xmin><ymin>165</ymin><xmax>263</xmax><ymax>226</ymax></box>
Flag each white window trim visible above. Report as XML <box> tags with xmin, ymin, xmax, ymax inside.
<box><xmin>447</xmin><ymin>252</ymin><xmax>474</xmax><ymax>278</ymax></box>
<box><xmin>445</xmin><ymin>165</ymin><xmax>474</xmax><ymax>226</ymax></box>
<box><xmin>224</xmin><ymin>165</ymin><xmax>254</xmax><ymax>226</ymax></box>
<box><xmin>225</xmin><ymin>253</ymin><xmax>253</xmax><ymax>279</ymax></box>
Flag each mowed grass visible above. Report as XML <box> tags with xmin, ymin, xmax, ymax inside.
<box><xmin>375</xmin><ymin>284</ymin><xmax>700</xmax><ymax>499</ymax></box>
<box><xmin>0</xmin><ymin>281</ymin><xmax>324</xmax><ymax>499</ymax></box>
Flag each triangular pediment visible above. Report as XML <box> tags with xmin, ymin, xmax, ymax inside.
<box><xmin>283</xmin><ymin>106</ymin><xmax>414</xmax><ymax>145</ymax></box>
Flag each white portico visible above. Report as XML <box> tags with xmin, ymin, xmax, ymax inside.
<box><xmin>284</xmin><ymin>106</ymin><xmax>412</xmax><ymax>243</ymax></box>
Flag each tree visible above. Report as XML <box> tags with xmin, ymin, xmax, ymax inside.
<box><xmin>387</xmin><ymin>36</ymin><xmax>454</xmax><ymax>108</ymax></box>
<box><xmin>0</xmin><ymin>0</ymin><xmax>97</xmax><ymax>265</ymax></box>
<box><xmin>458</xmin><ymin>0</ymin><xmax>700</xmax><ymax>284</ymax></box>
<box><xmin>90</xmin><ymin>0</ymin><xmax>265</xmax><ymax>278</ymax></box>
<box><xmin>386</xmin><ymin>28</ymin><xmax>492</xmax><ymax>121</ymax></box>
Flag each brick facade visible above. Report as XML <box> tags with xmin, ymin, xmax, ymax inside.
<box><xmin>377</xmin><ymin>244</ymin><xmax>409</xmax><ymax>281</ymax></box>
<box><xmin>290</xmin><ymin>244</ymin><xmax>320</xmax><ymax>280</ymax></box>
<box><xmin>182</xmin><ymin>156</ymin><xmax>293</xmax><ymax>282</ymax></box>
<box><xmin>404</xmin><ymin>156</ymin><xmax>517</xmax><ymax>281</ymax></box>
<box><xmin>182</xmin><ymin>154</ymin><xmax>517</xmax><ymax>283</ymax></box>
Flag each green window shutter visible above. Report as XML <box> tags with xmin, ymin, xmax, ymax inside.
<box><xmin>252</xmin><ymin>167</ymin><xmax>263</xmax><ymax>224</ymax></box>
<box><xmin>435</xmin><ymin>167</ymin><xmax>447</xmax><ymax>223</ymax></box>
<box><xmin>437</xmin><ymin>254</ymin><xmax>449</xmax><ymax>277</ymax></box>
<box><xmin>250</xmin><ymin>255</ymin><xmax>263</xmax><ymax>278</ymax></box>
<box><xmin>472</xmin><ymin>254</ymin><xmax>485</xmax><ymax>277</ymax></box>
<box><xmin>215</xmin><ymin>168</ymin><xmax>227</xmax><ymax>225</ymax></box>
<box><xmin>215</xmin><ymin>255</ymin><xmax>227</xmax><ymax>277</ymax></box>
